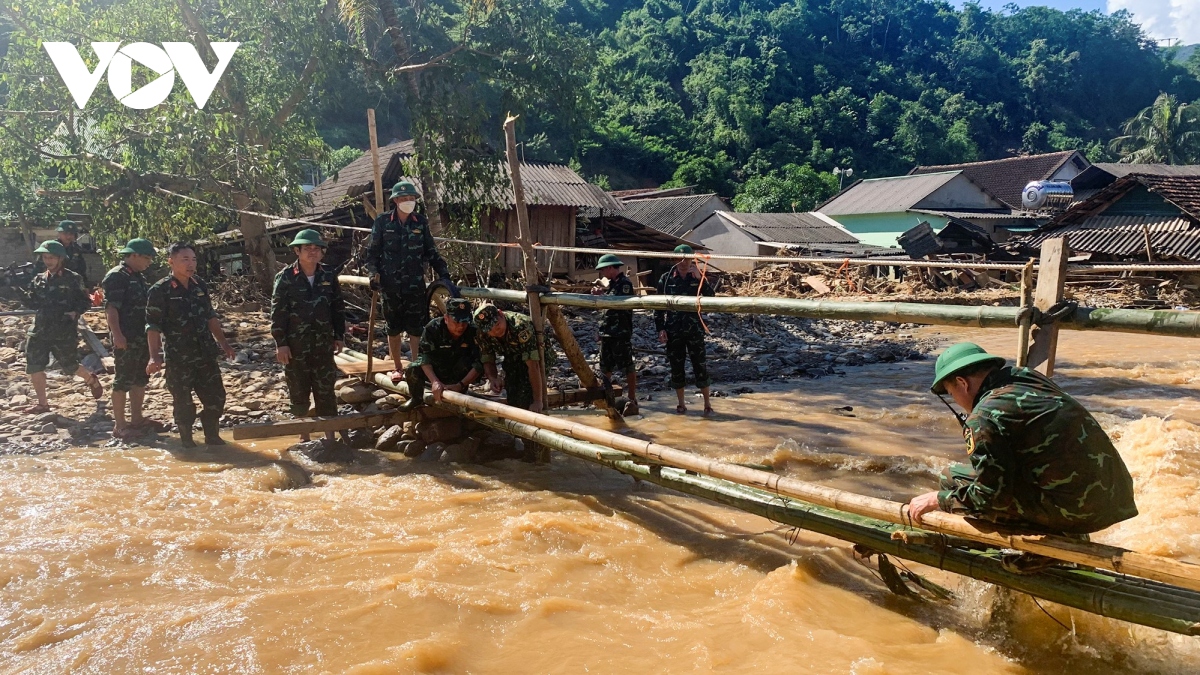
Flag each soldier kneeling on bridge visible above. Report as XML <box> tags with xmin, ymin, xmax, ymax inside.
<box><xmin>398</xmin><ymin>298</ymin><xmax>482</xmax><ymax>410</ymax></box>
<box><xmin>908</xmin><ymin>343</ymin><xmax>1138</xmax><ymax>571</ymax></box>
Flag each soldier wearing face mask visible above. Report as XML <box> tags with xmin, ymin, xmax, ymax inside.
<box><xmin>364</xmin><ymin>180</ymin><xmax>451</xmax><ymax>380</ymax></box>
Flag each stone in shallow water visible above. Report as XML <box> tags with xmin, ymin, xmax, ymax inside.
<box><xmin>289</xmin><ymin>438</ymin><xmax>356</xmax><ymax>463</ymax></box>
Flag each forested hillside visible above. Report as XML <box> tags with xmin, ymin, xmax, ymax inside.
<box><xmin>316</xmin><ymin>0</ymin><xmax>1200</xmax><ymax>204</ymax></box>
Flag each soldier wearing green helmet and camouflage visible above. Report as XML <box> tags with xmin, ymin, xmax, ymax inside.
<box><xmin>33</xmin><ymin>220</ymin><xmax>89</xmax><ymax>283</ymax></box>
<box><xmin>270</xmin><ymin>229</ymin><xmax>346</xmax><ymax>443</ymax></box>
<box><xmin>102</xmin><ymin>238</ymin><xmax>163</xmax><ymax>439</ymax></box>
<box><xmin>907</xmin><ymin>342</ymin><xmax>1137</xmax><ymax>539</ymax></box>
<box><xmin>473</xmin><ymin>304</ymin><xmax>545</xmax><ymax>413</ymax></box>
<box><xmin>364</xmin><ymin>180</ymin><xmax>451</xmax><ymax>380</ymax></box>
<box><xmin>655</xmin><ymin>243</ymin><xmax>715</xmax><ymax>416</ymax></box>
<box><xmin>590</xmin><ymin>253</ymin><xmax>639</xmax><ymax>415</ymax></box>
<box><xmin>398</xmin><ymin>297</ymin><xmax>482</xmax><ymax>411</ymax></box>
<box><xmin>21</xmin><ymin>240</ymin><xmax>104</xmax><ymax>413</ymax></box>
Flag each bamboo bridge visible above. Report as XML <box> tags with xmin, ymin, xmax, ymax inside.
<box><xmin>230</xmin><ymin>269</ymin><xmax>1200</xmax><ymax>637</ymax></box>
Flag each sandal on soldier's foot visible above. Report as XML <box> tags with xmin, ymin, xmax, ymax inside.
<box><xmin>674</xmin><ymin>405</ymin><xmax>687</xmax><ymax>415</ymax></box>
<box><xmin>702</xmin><ymin>406</ymin><xmax>714</xmax><ymax>417</ymax></box>
<box><xmin>622</xmin><ymin>401</ymin><xmax>640</xmax><ymax>416</ymax></box>
<box><xmin>204</xmin><ymin>436</ymin><xmax>227</xmax><ymax>446</ymax></box>
<box><xmin>388</xmin><ymin>370</ymin><xmax>405</xmax><ymax>383</ymax></box>
<box><xmin>180</xmin><ymin>436</ymin><xmax>197</xmax><ymax>449</ymax></box>
<box><xmin>86</xmin><ymin>377</ymin><xmax>104</xmax><ymax>400</ymax></box>
<box><xmin>25</xmin><ymin>404</ymin><xmax>52</xmax><ymax>415</ymax></box>
<box><xmin>112</xmin><ymin>426</ymin><xmax>141</xmax><ymax>441</ymax></box>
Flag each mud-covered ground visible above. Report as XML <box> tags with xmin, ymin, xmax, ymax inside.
<box><xmin>0</xmin><ymin>299</ymin><xmax>936</xmax><ymax>453</ymax></box>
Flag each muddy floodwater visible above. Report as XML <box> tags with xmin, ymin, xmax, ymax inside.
<box><xmin>2</xmin><ymin>328</ymin><xmax>1200</xmax><ymax>673</ymax></box>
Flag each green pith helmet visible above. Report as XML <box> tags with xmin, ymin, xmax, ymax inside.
<box><xmin>473</xmin><ymin>304</ymin><xmax>503</xmax><ymax>332</ymax></box>
<box><xmin>34</xmin><ymin>240</ymin><xmax>67</xmax><ymax>257</ymax></box>
<box><xmin>931</xmin><ymin>342</ymin><xmax>1006</xmax><ymax>394</ymax></box>
<box><xmin>119</xmin><ymin>238</ymin><xmax>157</xmax><ymax>257</ymax></box>
<box><xmin>595</xmin><ymin>253</ymin><xmax>624</xmax><ymax>270</ymax></box>
<box><xmin>674</xmin><ymin>244</ymin><xmax>694</xmax><ymax>255</ymax></box>
<box><xmin>287</xmin><ymin>228</ymin><xmax>328</xmax><ymax>248</ymax></box>
<box><xmin>445</xmin><ymin>298</ymin><xmax>473</xmax><ymax>322</ymax></box>
<box><xmin>56</xmin><ymin>219</ymin><xmax>79</xmax><ymax>234</ymax></box>
<box><xmin>390</xmin><ymin>180</ymin><xmax>420</xmax><ymax>199</ymax></box>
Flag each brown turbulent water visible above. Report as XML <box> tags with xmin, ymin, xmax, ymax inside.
<box><xmin>2</xmin><ymin>328</ymin><xmax>1199</xmax><ymax>673</ymax></box>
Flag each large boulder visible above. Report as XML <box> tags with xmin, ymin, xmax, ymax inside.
<box><xmin>337</xmin><ymin>382</ymin><xmax>377</xmax><ymax>404</ymax></box>
<box><xmin>417</xmin><ymin>418</ymin><xmax>463</xmax><ymax>444</ymax></box>
<box><xmin>375</xmin><ymin>424</ymin><xmax>404</xmax><ymax>451</ymax></box>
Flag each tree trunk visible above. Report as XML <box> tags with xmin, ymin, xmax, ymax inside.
<box><xmin>234</xmin><ymin>193</ymin><xmax>278</xmax><ymax>295</ymax></box>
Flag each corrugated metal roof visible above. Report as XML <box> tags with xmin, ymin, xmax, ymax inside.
<box><xmin>1092</xmin><ymin>163</ymin><xmax>1200</xmax><ymax>179</ymax></box>
<box><xmin>910</xmin><ymin>151</ymin><xmax>1082</xmax><ymax>209</ymax></box>
<box><xmin>717</xmin><ymin>211</ymin><xmax>858</xmax><ymax>244</ymax></box>
<box><xmin>618</xmin><ymin>194</ymin><xmax>728</xmax><ymax>236</ymax></box>
<box><xmin>768</xmin><ymin>242</ymin><xmax>908</xmax><ymax>258</ymax></box>
<box><xmin>1021</xmin><ymin>215</ymin><xmax>1200</xmax><ymax>258</ymax></box>
<box><xmin>818</xmin><ymin>172</ymin><xmax>963</xmax><ymax>215</ymax></box>
<box><xmin>302</xmin><ymin>143</ymin><xmax>618</xmax><ymax>217</ymax></box>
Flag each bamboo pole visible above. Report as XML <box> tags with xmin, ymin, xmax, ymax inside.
<box><xmin>502</xmin><ymin>115</ymin><xmax>548</xmax><ymax>410</ymax></box>
<box><xmin>420</xmin><ymin>387</ymin><xmax>1200</xmax><ymax>593</ymax></box>
<box><xmin>1016</xmin><ymin>259</ymin><xmax>1034</xmax><ymax>367</ymax></box>
<box><xmin>365</xmin><ymin>109</ymin><xmax>386</xmax><ymax>382</ymax></box>
<box><xmin>461</xmin><ymin>412</ymin><xmax>1200</xmax><ymax>635</ymax></box>
<box><xmin>543</xmin><ymin>303</ymin><xmax>618</xmax><ymax>418</ymax></box>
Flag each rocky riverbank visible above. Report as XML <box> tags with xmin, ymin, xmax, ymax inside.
<box><xmin>0</xmin><ymin>299</ymin><xmax>936</xmax><ymax>454</ymax></box>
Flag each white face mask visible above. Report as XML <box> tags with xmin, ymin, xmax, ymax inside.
<box><xmin>397</xmin><ymin>201</ymin><xmax>417</xmax><ymax>214</ymax></box>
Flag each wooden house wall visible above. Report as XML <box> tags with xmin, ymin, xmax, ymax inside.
<box><xmin>482</xmin><ymin>205</ymin><xmax>577</xmax><ymax>278</ymax></box>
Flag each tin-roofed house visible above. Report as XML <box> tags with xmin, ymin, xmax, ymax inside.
<box><xmin>1017</xmin><ymin>174</ymin><xmax>1200</xmax><ymax>262</ymax></box>
<box><xmin>816</xmin><ymin>171</ymin><xmax>1012</xmax><ymax>247</ymax></box>
<box><xmin>686</xmin><ymin>211</ymin><xmax>897</xmax><ymax>272</ymax></box>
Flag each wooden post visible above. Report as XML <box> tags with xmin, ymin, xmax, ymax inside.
<box><xmin>364</xmin><ymin>109</ymin><xmax>386</xmax><ymax>383</ymax></box>
<box><xmin>1142</xmin><ymin>223</ymin><xmax>1155</xmax><ymax>262</ymax></box>
<box><xmin>1015</xmin><ymin>259</ymin><xmax>1035</xmax><ymax>368</ymax></box>
<box><xmin>1027</xmin><ymin>237</ymin><xmax>1069</xmax><ymax>376</ymax></box>
<box><xmin>502</xmin><ymin>115</ymin><xmax>549</xmax><ymax>407</ymax></box>
<box><xmin>368</xmin><ymin>109</ymin><xmax>384</xmax><ymax>216</ymax></box>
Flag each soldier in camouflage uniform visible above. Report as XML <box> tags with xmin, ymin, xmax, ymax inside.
<box><xmin>146</xmin><ymin>243</ymin><xmax>237</xmax><ymax>448</ymax></box>
<box><xmin>908</xmin><ymin>343</ymin><xmax>1137</xmax><ymax>541</ymax></box>
<box><xmin>591</xmin><ymin>253</ymin><xmax>639</xmax><ymax>415</ymax></box>
<box><xmin>398</xmin><ymin>298</ymin><xmax>482</xmax><ymax>410</ymax></box>
<box><xmin>102</xmin><ymin>238</ymin><xmax>162</xmax><ymax>439</ymax></box>
<box><xmin>33</xmin><ymin>220</ymin><xmax>89</xmax><ymax>284</ymax></box>
<box><xmin>365</xmin><ymin>180</ymin><xmax>451</xmax><ymax>380</ymax></box>
<box><xmin>655</xmin><ymin>244</ymin><xmax>715</xmax><ymax>416</ymax></box>
<box><xmin>474</xmin><ymin>304</ymin><xmax>545</xmax><ymax>412</ymax></box>
<box><xmin>271</xmin><ymin>229</ymin><xmax>346</xmax><ymax>442</ymax></box>
<box><xmin>22</xmin><ymin>240</ymin><xmax>104</xmax><ymax>413</ymax></box>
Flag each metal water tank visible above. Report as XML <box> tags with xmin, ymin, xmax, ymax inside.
<box><xmin>1021</xmin><ymin>181</ymin><xmax>1074</xmax><ymax>210</ymax></box>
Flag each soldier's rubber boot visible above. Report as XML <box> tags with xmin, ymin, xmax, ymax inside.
<box><xmin>396</xmin><ymin>369</ymin><xmax>425</xmax><ymax>411</ymax></box>
<box><xmin>201</xmin><ymin>411</ymin><xmax>226</xmax><ymax>446</ymax></box>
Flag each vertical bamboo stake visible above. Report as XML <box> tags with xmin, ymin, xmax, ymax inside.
<box><xmin>1142</xmin><ymin>223</ymin><xmax>1155</xmax><ymax>262</ymax></box>
<box><xmin>1027</xmin><ymin>237</ymin><xmax>1069</xmax><ymax>377</ymax></box>
<box><xmin>365</xmin><ymin>109</ymin><xmax>384</xmax><ymax>382</ymax></box>
<box><xmin>1015</xmin><ymin>259</ymin><xmax>1034</xmax><ymax>368</ymax></box>
<box><xmin>502</xmin><ymin>114</ymin><xmax>548</xmax><ymax>406</ymax></box>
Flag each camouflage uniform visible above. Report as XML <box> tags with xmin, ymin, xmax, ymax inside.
<box><xmin>599</xmin><ymin>272</ymin><xmax>636</xmax><ymax>374</ymax></box>
<box><xmin>937</xmin><ymin>366</ymin><xmax>1138</xmax><ymax>534</ymax></box>
<box><xmin>145</xmin><ymin>275</ymin><xmax>226</xmax><ymax>438</ymax></box>
<box><xmin>23</xmin><ymin>269</ymin><xmax>90</xmax><ymax>375</ymax></box>
<box><xmin>33</xmin><ymin>241</ymin><xmax>88</xmax><ymax>284</ymax></box>
<box><xmin>101</xmin><ymin>263</ymin><xmax>151</xmax><ymax>392</ymax></box>
<box><xmin>655</xmin><ymin>268</ymin><xmax>715</xmax><ymax>389</ymax></box>
<box><xmin>271</xmin><ymin>263</ymin><xmax>345</xmax><ymax>417</ymax></box>
<box><xmin>405</xmin><ymin>316</ymin><xmax>483</xmax><ymax>402</ymax></box>
<box><xmin>477</xmin><ymin>310</ymin><xmax>540</xmax><ymax>410</ymax></box>
<box><xmin>365</xmin><ymin>210</ymin><xmax>450</xmax><ymax>336</ymax></box>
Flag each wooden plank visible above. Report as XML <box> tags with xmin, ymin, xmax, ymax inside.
<box><xmin>1015</xmin><ymin>259</ymin><xmax>1034</xmax><ymax>368</ymax></box>
<box><xmin>232</xmin><ymin>409</ymin><xmax>416</xmax><ymax>440</ymax></box>
<box><xmin>803</xmin><ymin>275</ymin><xmax>830</xmax><ymax>295</ymax></box>
<box><xmin>1027</xmin><ymin>237</ymin><xmax>1069</xmax><ymax>376</ymax></box>
<box><xmin>337</xmin><ymin>358</ymin><xmax>399</xmax><ymax>375</ymax></box>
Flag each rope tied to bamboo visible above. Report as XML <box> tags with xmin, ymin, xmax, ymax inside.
<box><xmin>1014</xmin><ymin>300</ymin><xmax>1080</xmax><ymax>328</ymax></box>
